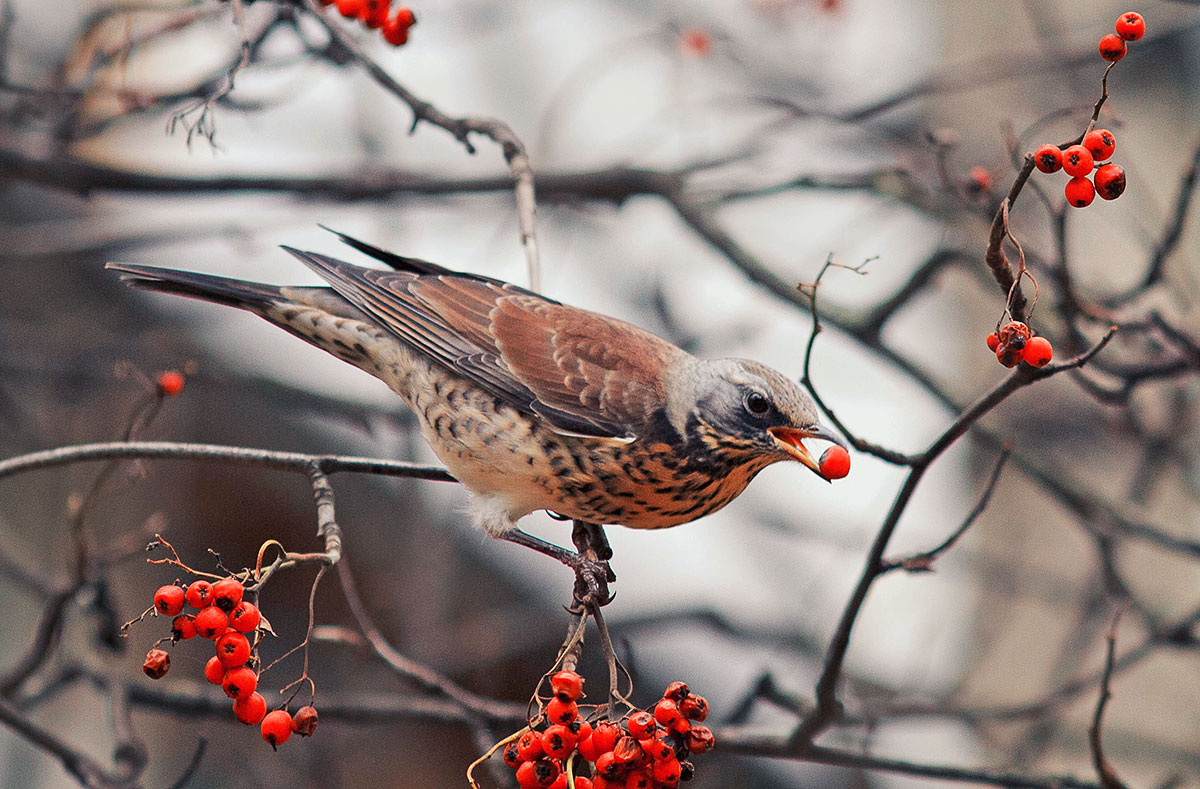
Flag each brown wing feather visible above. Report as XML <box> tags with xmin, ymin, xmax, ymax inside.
<box><xmin>412</xmin><ymin>279</ymin><xmax>684</xmax><ymax>438</ymax></box>
<box><xmin>284</xmin><ymin>248</ymin><xmax>683</xmax><ymax>439</ymax></box>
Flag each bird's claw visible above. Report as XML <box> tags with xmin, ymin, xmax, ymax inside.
<box><xmin>568</xmin><ymin>553</ymin><xmax>615</xmax><ymax>609</ymax></box>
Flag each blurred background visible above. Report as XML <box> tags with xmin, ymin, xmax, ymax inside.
<box><xmin>2</xmin><ymin>0</ymin><xmax>1199</xmax><ymax>786</ymax></box>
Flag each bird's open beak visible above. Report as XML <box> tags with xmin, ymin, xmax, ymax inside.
<box><xmin>768</xmin><ymin>424</ymin><xmax>847</xmax><ymax>473</ymax></box>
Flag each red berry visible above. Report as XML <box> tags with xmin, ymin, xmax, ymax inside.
<box><xmin>818</xmin><ymin>445</ymin><xmax>851</xmax><ymax>480</ymax></box>
<box><xmin>515</xmin><ymin>762</ymin><xmax>540</xmax><ymax>789</ymax></box>
<box><xmin>156</xmin><ymin>371</ymin><xmax>185</xmax><ymax>397</ymax></box>
<box><xmin>679</xmin><ymin>692</ymin><xmax>709</xmax><ymax>721</ymax></box>
<box><xmin>1099</xmin><ymin>33</ymin><xmax>1127</xmax><ymax>61</ymax></box>
<box><xmin>1062</xmin><ymin>145</ymin><xmax>1094</xmax><ymax>178</ymax></box>
<box><xmin>679</xmin><ymin>28</ymin><xmax>712</xmax><ymax>57</ymax></box>
<box><xmin>142</xmin><ymin>648</ymin><xmax>170</xmax><ymax>679</ymax></box>
<box><xmin>194</xmin><ymin>605</ymin><xmax>228</xmax><ymax>639</ymax></box>
<box><xmin>1115</xmin><ymin>11</ymin><xmax>1145</xmax><ymax>41</ymax></box>
<box><xmin>623</xmin><ymin>771</ymin><xmax>652</xmax><ymax>789</ymax></box>
<box><xmin>545</xmin><ymin>696</ymin><xmax>578</xmax><ymax>725</ymax></box>
<box><xmin>669</xmin><ymin>716</ymin><xmax>691</xmax><ymax>735</ymax></box>
<box><xmin>393</xmin><ymin>6</ymin><xmax>416</xmax><ymax>26</ymax></box>
<box><xmin>229</xmin><ymin>601</ymin><xmax>261</xmax><ymax>633</ymax></box>
<box><xmin>503</xmin><ymin>741</ymin><xmax>522</xmax><ymax>768</ymax></box>
<box><xmin>222</xmin><ymin>665</ymin><xmax>258</xmax><ymax>699</ymax></box>
<box><xmin>171</xmin><ymin>614</ymin><xmax>196</xmax><ymax>641</ymax></box>
<box><xmin>261</xmin><ymin>709</ymin><xmax>293</xmax><ymax>748</ymax></box>
<box><xmin>1094</xmin><ymin>164</ymin><xmax>1126</xmax><ymax>200</ymax></box>
<box><xmin>533</xmin><ymin>759</ymin><xmax>562</xmax><ymax>788</ymax></box>
<box><xmin>654</xmin><ymin>698</ymin><xmax>681</xmax><ymax>726</ymax></box>
<box><xmin>542</xmin><ymin>724</ymin><xmax>578</xmax><ymax>760</ymax></box>
<box><xmin>211</xmin><ymin>577</ymin><xmax>244</xmax><ymax>612</ymax></box>
<box><xmin>1033</xmin><ymin>144</ymin><xmax>1063</xmax><ymax>174</ymax></box>
<box><xmin>662</xmin><ymin>682</ymin><xmax>689</xmax><ymax>702</ymax></box>
<box><xmin>968</xmin><ymin>166</ymin><xmax>991</xmax><ymax>192</ymax></box>
<box><xmin>1022</xmin><ymin>336</ymin><xmax>1053</xmax><ymax>367</ymax></box>
<box><xmin>550</xmin><ymin>669</ymin><xmax>584</xmax><ymax>700</ymax></box>
<box><xmin>590</xmin><ymin>721</ymin><xmax>621</xmax><ymax>754</ymax></box>
<box><xmin>154</xmin><ymin>584</ymin><xmax>185</xmax><ymax>616</ymax></box>
<box><xmin>185</xmin><ymin>580</ymin><xmax>213</xmax><ymax>610</ymax></box>
<box><xmin>1065</xmin><ymin>175</ymin><xmax>1096</xmax><ymax>208</ymax></box>
<box><xmin>516</xmin><ymin>729</ymin><xmax>544</xmax><ymax>762</ymax></box>
<box><xmin>985</xmin><ymin>332</ymin><xmax>1000</xmax><ymax>352</ymax></box>
<box><xmin>1082</xmin><ymin>129</ymin><xmax>1116</xmax><ymax>162</ymax></box>
<box><xmin>361</xmin><ymin>0</ymin><xmax>389</xmax><ymax>28</ymax></box>
<box><xmin>576</xmin><ymin>733</ymin><xmax>602</xmax><ymax>762</ymax></box>
<box><xmin>574</xmin><ymin>779</ymin><xmax>594</xmax><ymax>789</ymax></box>
<box><xmin>594</xmin><ymin>752</ymin><xmax>622</xmax><ymax>781</ymax></box>
<box><xmin>291</xmin><ymin>705</ymin><xmax>318</xmax><ymax>737</ymax></box>
<box><xmin>626</xmin><ymin>710</ymin><xmax>656</xmax><ymax>739</ymax></box>
<box><xmin>216</xmin><ymin>631</ymin><xmax>252</xmax><ymax>668</ymax></box>
<box><xmin>203</xmin><ymin>655</ymin><xmax>226</xmax><ymax>685</ymax></box>
<box><xmin>651</xmin><ymin>757</ymin><xmax>682</xmax><ymax>786</ymax></box>
<box><xmin>642</xmin><ymin>737</ymin><xmax>673</xmax><ymax>761</ymax></box>
<box><xmin>336</xmin><ymin>0</ymin><xmax>364</xmax><ymax>18</ymax></box>
<box><xmin>382</xmin><ymin>13</ymin><xmax>410</xmax><ymax>45</ymax></box>
<box><xmin>686</xmin><ymin>725</ymin><xmax>715</xmax><ymax>754</ymax></box>
<box><xmin>234</xmin><ymin>691</ymin><xmax>267</xmax><ymax>725</ymax></box>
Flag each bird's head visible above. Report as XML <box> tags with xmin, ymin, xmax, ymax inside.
<box><xmin>670</xmin><ymin>358</ymin><xmax>846</xmax><ymax>476</ymax></box>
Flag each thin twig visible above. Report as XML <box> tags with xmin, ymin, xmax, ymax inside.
<box><xmin>306</xmin><ymin>1</ymin><xmax>541</xmax><ymax>290</ymax></box>
<box><xmin>881</xmin><ymin>446</ymin><xmax>1012</xmax><ymax>573</ymax></box>
<box><xmin>1088</xmin><ymin>606</ymin><xmax>1130</xmax><ymax>789</ymax></box>
<box><xmin>335</xmin><ymin>556</ymin><xmax>521</xmax><ymax>721</ymax></box>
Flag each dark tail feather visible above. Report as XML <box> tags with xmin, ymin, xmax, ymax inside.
<box><xmin>106</xmin><ymin>263</ymin><xmax>284</xmax><ymax>311</ymax></box>
<box><xmin>319</xmin><ymin>225</ymin><xmax>451</xmax><ymax>275</ymax></box>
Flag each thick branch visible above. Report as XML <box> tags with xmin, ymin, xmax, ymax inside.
<box><xmin>0</xmin><ymin>440</ymin><xmax>454</xmax><ymax>484</ymax></box>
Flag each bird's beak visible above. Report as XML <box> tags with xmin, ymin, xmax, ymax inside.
<box><xmin>768</xmin><ymin>424</ymin><xmax>847</xmax><ymax>474</ymax></box>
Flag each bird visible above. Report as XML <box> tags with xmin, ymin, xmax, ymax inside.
<box><xmin>107</xmin><ymin>231</ymin><xmax>845</xmax><ymax>584</ymax></box>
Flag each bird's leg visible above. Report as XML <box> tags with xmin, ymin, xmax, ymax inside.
<box><xmin>572</xmin><ymin>520</ymin><xmax>613</xmax><ymax>561</ymax></box>
<box><xmin>569</xmin><ymin>520</ymin><xmax>615</xmax><ymax>608</ymax></box>
<box><xmin>494</xmin><ymin>525</ymin><xmax>615</xmax><ymax>609</ymax></box>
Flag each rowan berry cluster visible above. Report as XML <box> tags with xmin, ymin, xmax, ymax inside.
<box><xmin>1033</xmin><ymin>129</ymin><xmax>1126</xmax><ymax>209</ymax></box>
<box><xmin>1031</xmin><ymin>12</ymin><xmax>1142</xmax><ymax>209</ymax></box>
<box><xmin>1098</xmin><ymin>11</ymin><xmax>1146</xmax><ymax>63</ymax></box>
<box><xmin>320</xmin><ymin>0</ymin><xmax>417</xmax><ymax>47</ymax></box>
<box><xmin>985</xmin><ymin>321</ymin><xmax>1052</xmax><ymax>369</ymax></box>
<box><xmin>503</xmin><ymin>673</ymin><xmax>715</xmax><ymax>788</ymax></box>
<box><xmin>144</xmin><ymin>578</ymin><xmax>317</xmax><ymax>748</ymax></box>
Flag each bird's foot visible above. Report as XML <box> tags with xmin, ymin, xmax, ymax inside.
<box><xmin>569</xmin><ymin>521</ymin><xmax>615</xmax><ymax>609</ymax></box>
<box><xmin>568</xmin><ymin>553</ymin><xmax>616</xmax><ymax>610</ymax></box>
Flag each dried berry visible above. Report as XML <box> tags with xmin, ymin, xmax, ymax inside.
<box><xmin>142</xmin><ymin>648</ymin><xmax>170</xmax><ymax>679</ymax></box>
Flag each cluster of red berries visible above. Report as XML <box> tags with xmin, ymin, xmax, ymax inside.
<box><xmin>1033</xmin><ymin>128</ymin><xmax>1126</xmax><ymax>209</ymax></box>
<box><xmin>985</xmin><ymin>321</ymin><xmax>1053</xmax><ymax>368</ymax></box>
<box><xmin>1098</xmin><ymin>11</ymin><xmax>1146</xmax><ymax>63</ymax></box>
<box><xmin>818</xmin><ymin>445</ymin><xmax>851</xmax><ymax>480</ymax></box>
<box><xmin>321</xmin><ymin>0</ymin><xmax>416</xmax><ymax>46</ymax></box>
<box><xmin>146</xmin><ymin>578</ymin><xmax>316</xmax><ymax>748</ymax></box>
<box><xmin>504</xmin><ymin>674</ymin><xmax>714</xmax><ymax>788</ymax></box>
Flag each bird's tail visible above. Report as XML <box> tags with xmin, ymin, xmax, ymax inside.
<box><xmin>106</xmin><ymin>263</ymin><xmax>285</xmax><ymax>312</ymax></box>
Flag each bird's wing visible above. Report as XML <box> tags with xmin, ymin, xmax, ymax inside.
<box><xmin>283</xmin><ymin>248</ymin><xmax>681</xmax><ymax>439</ymax></box>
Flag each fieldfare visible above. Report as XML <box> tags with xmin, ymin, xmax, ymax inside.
<box><xmin>108</xmin><ymin>232</ymin><xmax>844</xmax><ymax>597</ymax></box>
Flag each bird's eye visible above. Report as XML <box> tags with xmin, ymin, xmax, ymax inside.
<box><xmin>744</xmin><ymin>391</ymin><xmax>771</xmax><ymax>416</ymax></box>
